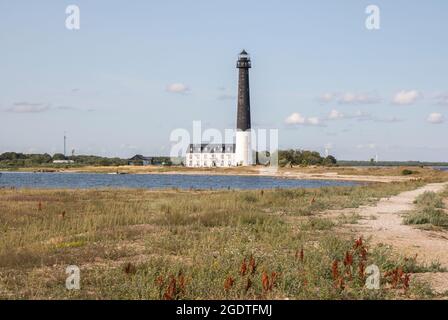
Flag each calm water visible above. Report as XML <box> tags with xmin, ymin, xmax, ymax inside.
<box><xmin>0</xmin><ymin>172</ymin><xmax>358</xmax><ymax>190</ymax></box>
<box><xmin>433</xmin><ymin>166</ymin><xmax>448</xmax><ymax>172</ymax></box>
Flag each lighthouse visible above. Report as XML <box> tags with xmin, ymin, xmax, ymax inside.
<box><xmin>185</xmin><ymin>50</ymin><xmax>255</xmax><ymax>168</ymax></box>
<box><xmin>235</xmin><ymin>50</ymin><xmax>254</xmax><ymax>166</ymax></box>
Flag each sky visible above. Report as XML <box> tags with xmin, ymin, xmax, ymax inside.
<box><xmin>0</xmin><ymin>0</ymin><xmax>447</xmax><ymax>161</ymax></box>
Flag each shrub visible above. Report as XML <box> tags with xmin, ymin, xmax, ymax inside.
<box><xmin>402</xmin><ymin>169</ymin><xmax>416</xmax><ymax>176</ymax></box>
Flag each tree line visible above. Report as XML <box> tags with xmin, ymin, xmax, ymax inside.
<box><xmin>0</xmin><ymin>152</ymin><xmax>127</xmax><ymax>168</ymax></box>
<box><xmin>277</xmin><ymin>149</ymin><xmax>337</xmax><ymax>167</ymax></box>
<box><xmin>0</xmin><ymin>150</ymin><xmax>337</xmax><ymax>168</ymax></box>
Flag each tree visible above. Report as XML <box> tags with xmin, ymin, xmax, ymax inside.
<box><xmin>324</xmin><ymin>155</ymin><xmax>337</xmax><ymax>165</ymax></box>
<box><xmin>53</xmin><ymin>153</ymin><xmax>66</xmax><ymax>160</ymax></box>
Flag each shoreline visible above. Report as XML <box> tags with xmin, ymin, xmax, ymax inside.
<box><xmin>0</xmin><ymin>166</ymin><xmax>423</xmax><ymax>183</ymax></box>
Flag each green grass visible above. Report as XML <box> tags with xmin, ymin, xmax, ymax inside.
<box><xmin>404</xmin><ymin>190</ymin><xmax>448</xmax><ymax>228</ymax></box>
<box><xmin>0</xmin><ymin>180</ymin><xmax>441</xmax><ymax>299</ymax></box>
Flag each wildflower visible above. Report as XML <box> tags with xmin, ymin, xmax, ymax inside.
<box><xmin>262</xmin><ymin>272</ymin><xmax>269</xmax><ymax>291</ymax></box>
<box><xmin>178</xmin><ymin>271</ymin><xmax>186</xmax><ymax>294</ymax></box>
<box><xmin>261</xmin><ymin>271</ymin><xmax>278</xmax><ymax>292</ymax></box>
<box><xmin>249</xmin><ymin>255</ymin><xmax>257</xmax><ymax>275</ymax></box>
<box><xmin>354</xmin><ymin>237</ymin><xmax>363</xmax><ymax>249</ymax></box>
<box><xmin>240</xmin><ymin>258</ymin><xmax>247</xmax><ymax>276</ymax></box>
<box><xmin>269</xmin><ymin>272</ymin><xmax>278</xmax><ymax>291</ymax></box>
<box><xmin>155</xmin><ymin>275</ymin><xmax>164</xmax><ymax>288</ymax></box>
<box><xmin>331</xmin><ymin>260</ymin><xmax>339</xmax><ymax>280</ymax></box>
<box><xmin>403</xmin><ymin>274</ymin><xmax>411</xmax><ymax>291</ymax></box>
<box><xmin>224</xmin><ymin>276</ymin><xmax>235</xmax><ymax>291</ymax></box>
<box><xmin>358</xmin><ymin>261</ymin><xmax>365</xmax><ymax>280</ymax></box>
<box><xmin>163</xmin><ymin>276</ymin><xmax>177</xmax><ymax>300</ymax></box>
<box><xmin>343</xmin><ymin>251</ymin><xmax>353</xmax><ymax>267</ymax></box>
<box><xmin>359</xmin><ymin>247</ymin><xmax>368</xmax><ymax>261</ymax></box>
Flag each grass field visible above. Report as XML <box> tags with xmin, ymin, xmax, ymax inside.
<box><xmin>404</xmin><ymin>189</ymin><xmax>448</xmax><ymax>229</ymax></box>
<box><xmin>2</xmin><ymin>179</ymin><xmax>446</xmax><ymax>299</ymax></box>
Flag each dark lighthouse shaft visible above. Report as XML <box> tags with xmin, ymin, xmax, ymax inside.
<box><xmin>235</xmin><ymin>50</ymin><xmax>253</xmax><ymax>166</ymax></box>
<box><xmin>236</xmin><ymin>50</ymin><xmax>251</xmax><ymax>131</ymax></box>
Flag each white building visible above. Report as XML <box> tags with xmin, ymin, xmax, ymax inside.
<box><xmin>186</xmin><ymin>144</ymin><xmax>236</xmax><ymax>168</ymax></box>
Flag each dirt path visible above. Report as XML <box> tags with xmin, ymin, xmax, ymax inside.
<box><xmin>334</xmin><ymin>182</ymin><xmax>448</xmax><ymax>294</ymax></box>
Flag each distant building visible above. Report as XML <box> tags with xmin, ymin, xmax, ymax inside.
<box><xmin>128</xmin><ymin>155</ymin><xmax>154</xmax><ymax>166</ymax></box>
<box><xmin>53</xmin><ymin>160</ymin><xmax>75</xmax><ymax>164</ymax></box>
<box><xmin>186</xmin><ymin>144</ymin><xmax>236</xmax><ymax>167</ymax></box>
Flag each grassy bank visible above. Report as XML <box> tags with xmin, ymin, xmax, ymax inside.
<box><xmin>404</xmin><ymin>188</ymin><xmax>448</xmax><ymax>229</ymax></box>
<box><xmin>0</xmin><ymin>181</ymin><xmax>443</xmax><ymax>299</ymax></box>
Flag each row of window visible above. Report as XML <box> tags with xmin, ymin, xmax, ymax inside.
<box><xmin>189</xmin><ymin>154</ymin><xmax>232</xmax><ymax>160</ymax></box>
<box><xmin>188</xmin><ymin>161</ymin><xmax>233</xmax><ymax>167</ymax></box>
<box><xmin>189</xmin><ymin>147</ymin><xmax>234</xmax><ymax>153</ymax></box>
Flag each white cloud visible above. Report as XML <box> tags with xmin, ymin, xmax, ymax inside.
<box><xmin>319</xmin><ymin>92</ymin><xmax>381</xmax><ymax>105</ymax></box>
<box><xmin>285</xmin><ymin>113</ymin><xmax>306</xmax><ymax>125</ymax></box>
<box><xmin>166</xmin><ymin>83</ymin><xmax>190</xmax><ymax>94</ymax></box>
<box><xmin>6</xmin><ymin>102</ymin><xmax>50</xmax><ymax>113</ymax></box>
<box><xmin>427</xmin><ymin>113</ymin><xmax>444</xmax><ymax>124</ymax></box>
<box><xmin>285</xmin><ymin>113</ymin><xmax>321</xmax><ymax>126</ymax></box>
<box><xmin>307</xmin><ymin>117</ymin><xmax>320</xmax><ymax>125</ymax></box>
<box><xmin>339</xmin><ymin>92</ymin><xmax>381</xmax><ymax>105</ymax></box>
<box><xmin>392</xmin><ymin>90</ymin><xmax>421</xmax><ymax>105</ymax></box>
<box><xmin>4</xmin><ymin>102</ymin><xmax>87</xmax><ymax>113</ymax></box>
<box><xmin>319</xmin><ymin>92</ymin><xmax>335</xmax><ymax>103</ymax></box>
<box><xmin>328</xmin><ymin>109</ymin><xmax>344</xmax><ymax>120</ymax></box>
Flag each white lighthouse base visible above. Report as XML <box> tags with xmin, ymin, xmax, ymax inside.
<box><xmin>235</xmin><ymin>130</ymin><xmax>254</xmax><ymax>166</ymax></box>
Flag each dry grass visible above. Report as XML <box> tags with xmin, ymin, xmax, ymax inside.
<box><xmin>0</xmin><ymin>180</ymin><xmax>444</xmax><ymax>299</ymax></box>
<box><xmin>404</xmin><ymin>188</ymin><xmax>448</xmax><ymax>228</ymax></box>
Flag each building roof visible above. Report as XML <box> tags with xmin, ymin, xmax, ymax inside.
<box><xmin>187</xmin><ymin>144</ymin><xmax>235</xmax><ymax>154</ymax></box>
<box><xmin>128</xmin><ymin>155</ymin><xmax>153</xmax><ymax>161</ymax></box>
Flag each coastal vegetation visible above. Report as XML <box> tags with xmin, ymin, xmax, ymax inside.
<box><xmin>0</xmin><ymin>152</ymin><xmax>172</xmax><ymax>169</ymax></box>
<box><xmin>277</xmin><ymin>149</ymin><xmax>337</xmax><ymax>167</ymax></box>
<box><xmin>404</xmin><ymin>189</ymin><xmax>448</xmax><ymax>229</ymax></box>
<box><xmin>1</xmin><ymin>180</ymin><xmax>444</xmax><ymax>299</ymax></box>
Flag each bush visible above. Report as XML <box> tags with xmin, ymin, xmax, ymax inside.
<box><xmin>405</xmin><ymin>191</ymin><xmax>448</xmax><ymax>228</ymax></box>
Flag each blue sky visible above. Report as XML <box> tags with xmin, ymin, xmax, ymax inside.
<box><xmin>0</xmin><ymin>0</ymin><xmax>447</xmax><ymax>161</ymax></box>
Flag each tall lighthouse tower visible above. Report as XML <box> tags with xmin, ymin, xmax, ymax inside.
<box><xmin>235</xmin><ymin>50</ymin><xmax>254</xmax><ymax>166</ymax></box>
